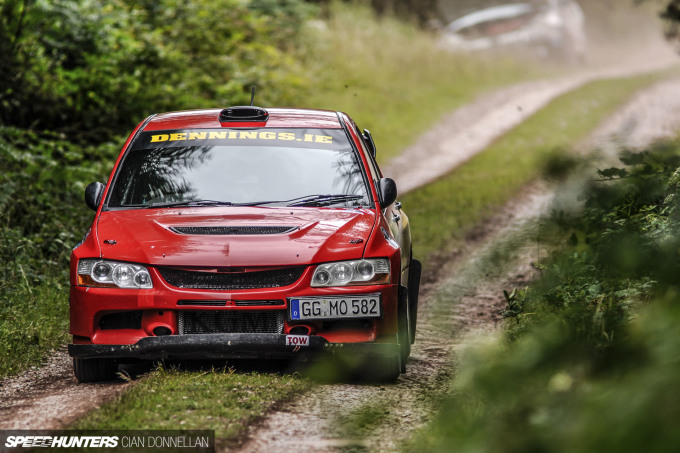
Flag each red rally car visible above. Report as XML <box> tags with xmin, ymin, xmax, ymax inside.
<box><xmin>68</xmin><ymin>105</ymin><xmax>421</xmax><ymax>382</ymax></box>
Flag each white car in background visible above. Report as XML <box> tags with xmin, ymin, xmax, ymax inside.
<box><xmin>440</xmin><ymin>0</ymin><xmax>587</xmax><ymax>60</ymax></box>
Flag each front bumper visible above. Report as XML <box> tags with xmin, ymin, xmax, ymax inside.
<box><xmin>69</xmin><ymin>279</ymin><xmax>400</xmax><ymax>345</ymax></box>
<box><xmin>68</xmin><ymin>333</ymin><xmax>399</xmax><ymax>361</ymax></box>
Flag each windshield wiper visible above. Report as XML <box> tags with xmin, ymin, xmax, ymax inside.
<box><xmin>232</xmin><ymin>194</ymin><xmax>364</xmax><ymax>207</ymax></box>
<box><xmin>284</xmin><ymin>194</ymin><xmax>365</xmax><ymax>207</ymax></box>
<box><xmin>144</xmin><ymin>195</ymin><xmax>366</xmax><ymax>209</ymax></box>
<box><xmin>146</xmin><ymin>200</ymin><xmax>234</xmax><ymax>208</ymax></box>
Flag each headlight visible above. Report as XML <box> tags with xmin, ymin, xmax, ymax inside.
<box><xmin>311</xmin><ymin>259</ymin><xmax>390</xmax><ymax>287</ymax></box>
<box><xmin>77</xmin><ymin>259</ymin><xmax>153</xmax><ymax>289</ymax></box>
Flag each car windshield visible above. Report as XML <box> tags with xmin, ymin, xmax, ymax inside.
<box><xmin>107</xmin><ymin>128</ymin><xmax>371</xmax><ymax>208</ymax></box>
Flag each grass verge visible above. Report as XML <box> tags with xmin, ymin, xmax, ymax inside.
<box><xmin>403</xmin><ymin>70</ymin><xmax>680</xmax><ymax>262</ymax></box>
<box><xmin>74</xmin><ymin>366</ymin><xmax>310</xmax><ymax>450</ymax></box>
<box><xmin>300</xmin><ymin>4</ymin><xmax>544</xmax><ymax>165</ymax></box>
<box><xmin>0</xmin><ymin>283</ymin><xmax>69</xmax><ymax>377</ymax></box>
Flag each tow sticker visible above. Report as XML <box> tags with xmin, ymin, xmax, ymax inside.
<box><xmin>286</xmin><ymin>335</ymin><xmax>309</xmax><ymax>347</ymax></box>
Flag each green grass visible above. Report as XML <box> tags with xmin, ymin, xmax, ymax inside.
<box><xmin>300</xmin><ymin>4</ymin><xmax>543</xmax><ymax>164</ymax></box>
<box><xmin>403</xmin><ymin>71</ymin><xmax>679</xmax><ymax>261</ymax></box>
<box><xmin>0</xmin><ymin>283</ymin><xmax>69</xmax><ymax>377</ymax></box>
<box><xmin>335</xmin><ymin>401</ymin><xmax>392</xmax><ymax>441</ymax></box>
<box><xmin>75</xmin><ymin>366</ymin><xmax>310</xmax><ymax>449</ymax></box>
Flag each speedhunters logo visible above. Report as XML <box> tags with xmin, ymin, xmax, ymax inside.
<box><xmin>4</xmin><ymin>436</ymin><xmax>119</xmax><ymax>448</ymax></box>
<box><xmin>0</xmin><ymin>430</ymin><xmax>214</xmax><ymax>452</ymax></box>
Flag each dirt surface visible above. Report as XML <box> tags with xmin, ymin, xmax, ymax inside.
<box><xmin>0</xmin><ymin>347</ymin><xmax>132</xmax><ymax>429</ymax></box>
<box><xmin>383</xmin><ymin>42</ymin><xmax>679</xmax><ymax>194</ymax></box>
<box><xmin>583</xmin><ymin>77</ymin><xmax>680</xmax><ymax>156</ymax></box>
<box><xmin>2</xmin><ymin>43</ymin><xmax>680</xmax><ymax>443</ymax></box>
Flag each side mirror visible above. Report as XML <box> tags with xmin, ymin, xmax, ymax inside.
<box><xmin>85</xmin><ymin>182</ymin><xmax>105</xmax><ymax>212</ymax></box>
<box><xmin>362</xmin><ymin>129</ymin><xmax>377</xmax><ymax>157</ymax></box>
<box><xmin>379</xmin><ymin>177</ymin><xmax>397</xmax><ymax>209</ymax></box>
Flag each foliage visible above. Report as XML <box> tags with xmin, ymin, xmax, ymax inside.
<box><xmin>0</xmin><ymin>283</ymin><xmax>69</xmax><ymax>378</ymax></box>
<box><xmin>662</xmin><ymin>0</ymin><xmax>680</xmax><ymax>38</ymax></box>
<box><xmin>506</xmin><ymin>143</ymin><xmax>680</xmax><ymax>342</ymax></box>
<box><xmin>0</xmin><ymin>127</ymin><xmax>117</xmax><ymax>282</ymax></box>
<box><xmin>0</xmin><ymin>0</ymin><xmax>313</xmax><ymax>141</ymax></box>
<box><xmin>0</xmin><ymin>126</ymin><xmax>117</xmax><ymax>377</ymax></box>
<box><xmin>409</xmin><ymin>139</ymin><xmax>680</xmax><ymax>452</ymax></box>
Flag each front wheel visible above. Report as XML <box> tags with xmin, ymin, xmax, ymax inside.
<box><xmin>73</xmin><ymin>358</ymin><xmax>118</xmax><ymax>383</ymax></box>
<box><xmin>398</xmin><ymin>285</ymin><xmax>411</xmax><ymax>373</ymax></box>
<box><xmin>408</xmin><ymin>259</ymin><xmax>422</xmax><ymax>345</ymax></box>
<box><xmin>361</xmin><ymin>347</ymin><xmax>401</xmax><ymax>383</ymax></box>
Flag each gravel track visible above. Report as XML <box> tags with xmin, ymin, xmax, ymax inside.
<box><xmin>384</xmin><ymin>43</ymin><xmax>679</xmax><ymax>194</ymax></box>
<box><xmin>2</xmin><ymin>43</ymin><xmax>680</xmax><ymax>444</ymax></box>
<box><xmin>0</xmin><ymin>347</ymin><xmax>132</xmax><ymax>429</ymax></box>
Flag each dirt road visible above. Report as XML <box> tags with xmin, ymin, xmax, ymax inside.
<box><xmin>384</xmin><ymin>42</ymin><xmax>678</xmax><ymax>194</ymax></box>
<box><xmin>0</xmin><ymin>348</ymin><xmax>132</xmax><ymax>429</ymax></box>
<box><xmin>236</xmin><ymin>78</ymin><xmax>680</xmax><ymax>452</ymax></box>
<box><xmin>2</xmin><ymin>45</ymin><xmax>680</xmax><ymax>444</ymax></box>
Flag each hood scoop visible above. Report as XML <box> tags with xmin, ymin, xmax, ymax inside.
<box><xmin>169</xmin><ymin>226</ymin><xmax>297</xmax><ymax>235</ymax></box>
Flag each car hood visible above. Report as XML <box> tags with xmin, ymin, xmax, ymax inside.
<box><xmin>96</xmin><ymin>206</ymin><xmax>376</xmax><ymax>268</ymax></box>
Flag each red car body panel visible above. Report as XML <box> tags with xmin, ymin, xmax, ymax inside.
<box><xmin>92</xmin><ymin>207</ymin><xmax>377</xmax><ymax>268</ymax></box>
<box><xmin>143</xmin><ymin>108</ymin><xmax>343</xmax><ymax>131</ymax></box>
<box><xmin>68</xmin><ymin>107</ymin><xmax>418</xmax><ymax>374</ymax></box>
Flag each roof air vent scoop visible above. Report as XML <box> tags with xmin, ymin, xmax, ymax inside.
<box><xmin>219</xmin><ymin>106</ymin><xmax>269</xmax><ymax>123</ymax></box>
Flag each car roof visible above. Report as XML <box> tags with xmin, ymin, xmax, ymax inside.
<box><xmin>447</xmin><ymin>3</ymin><xmax>535</xmax><ymax>32</ymax></box>
<box><xmin>143</xmin><ymin>108</ymin><xmax>343</xmax><ymax>131</ymax></box>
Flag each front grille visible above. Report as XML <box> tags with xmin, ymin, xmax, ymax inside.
<box><xmin>170</xmin><ymin>226</ymin><xmax>296</xmax><ymax>235</ymax></box>
<box><xmin>176</xmin><ymin>299</ymin><xmax>284</xmax><ymax>307</ymax></box>
<box><xmin>234</xmin><ymin>299</ymin><xmax>285</xmax><ymax>306</ymax></box>
<box><xmin>178</xmin><ymin>310</ymin><xmax>285</xmax><ymax>334</ymax></box>
<box><xmin>158</xmin><ymin>267</ymin><xmax>305</xmax><ymax>290</ymax></box>
<box><xmin>177</xmin><ymin>300</ymin><xmax>227</xmax><ymax>306</ymax></box>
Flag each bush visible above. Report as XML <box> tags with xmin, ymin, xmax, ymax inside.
<box><xmin>410</xmin><ymin>139</ymin><xmax>680</xmax><ymax>452</ymax></box>
<box><xmin>0</xmin><ymin>0</ymin><xmax>314</xmax><ymax>142</ymax></box>
<box><xmin>0</xmin><ymin>127</ymin><xmax>118</xmax><ymax>285</ymax></box>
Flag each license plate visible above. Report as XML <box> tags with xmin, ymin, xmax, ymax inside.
<box><xmin>289</xmin><ymin>295</ymin><xmax>381</xmax><ymax>320</ymax></box>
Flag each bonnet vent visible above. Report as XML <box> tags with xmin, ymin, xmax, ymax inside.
<box><xmin>170</xmin><ymin>226</ymin><xmax>296</xmax><ymax>235</ymax></box>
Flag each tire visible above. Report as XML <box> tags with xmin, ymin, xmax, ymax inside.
<box><xmin>362</xmin><ymin>347</ymin><xmax>401</xmax><ymax>383</ymax></box>
<box><xmin>73</xmin><ymin>357</ymin><xmax>118</xmax><ymax>383</ymax></box>
<box><xmin>398</xmin><ymin>285</ymin><xmax>411</xmax><ymax>373</ymax></box>
<box><xmin>408</xmin><ymin>259</ymin><xmax>422</xmax><ymax>345</ymax></box>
